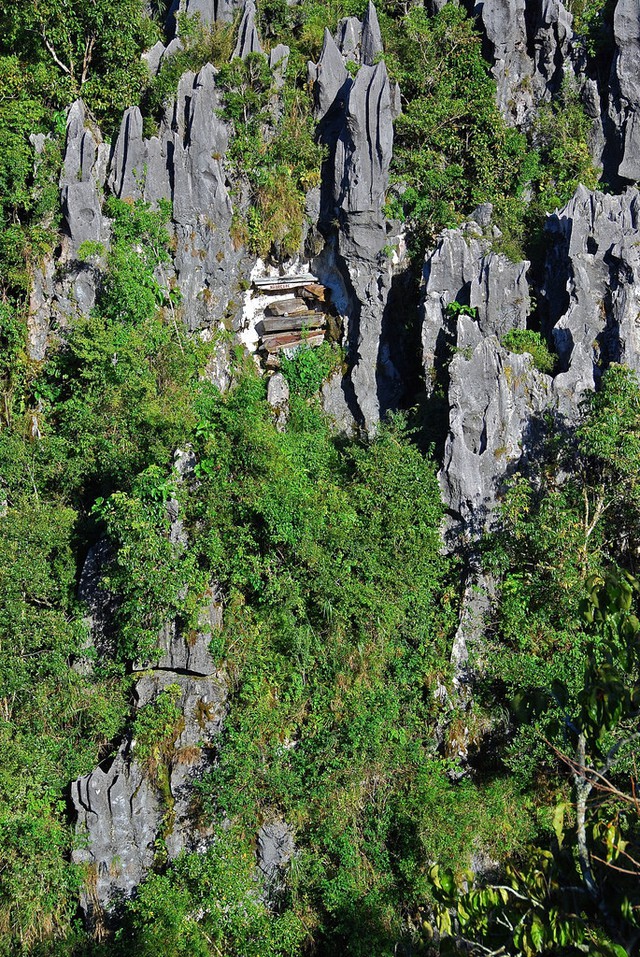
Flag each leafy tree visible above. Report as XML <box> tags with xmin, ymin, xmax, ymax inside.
<box><xmin>385</xmin><ymin>4</ymin><xmax>533</xmax><ymax>253</ymax></box>
<box><xmin>0</xmin><ymin>0</ymin><xmax>158</xmax><ymax>129</ymax></box>
<box><xmin>428</xmin><ymin>571</ymin><xmax>640</xmax><ymax>957</ymax></box>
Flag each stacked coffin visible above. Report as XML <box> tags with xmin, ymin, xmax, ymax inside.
<box><xmin>253</xmin><ymin>275</ymin><xmax>328</xmax><ymax>354</ymax></box>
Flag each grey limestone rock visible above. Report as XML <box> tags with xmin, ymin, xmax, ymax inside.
<box><xmin>203</xmin><ymin>332</ymin><xmax>234</xmax><ymax>391</ymax></box>
<box><xmin>162</xmin><ymin>36</ymin><xmax>185</xmax><ymax>64</ymax></box>
<box><xmin>174</xmin><ymin>446</ymin><xmax>198</xmax><ymax>478</ymax></box>
<box><xmin>109</xmin><ymin>106</ymin><xmax>170</xmax><ymax>204</ymax></box>
<box><xmin>76</xmin><ymin>539</ymin><xmax>118</xmax><ymax>670</ymax></box>
<box><xmin>232</xmin><ymin>0</ymin><xmax>262</xmax><ymax>59</ymax></box>
<box><xmin>269</xmin><ymin>43</ymin><xmax>290</xmax><ymax>87</ymax></box>
<box><xmin>310</xmin><ymin>6</ymin><xmax>404</xmax><ymax>431</ymax></box>
<box><xmin>138</xmin><ymin>590</ymin><xmax>223</xmax><ymax>675</ymax></box>
<box><xmin>332</xmin><ymin>60</ymin><xmax>396</xmax><ymax>430</ymax></box>
<box><xmin>473</xmin><ymin>0</ymin><xmax>574</xmax><ymax>126</ymax></box>
<box><xmin>609</xmin><ymin>0</ymin><xmax>640</xmax><ymax>182</ymax></box>
<box><xmin>361</xmin><ymin>0</ymin><xmax>384</xmax><ymax>66</ymax></box>
<box><xmin>334</xmin><ymin>62</ymin><xmax>393</xmax><ymax>217</ymax></box>
<box><xmin>171</xmin><ymin>65</ymin><xmax>231</xmax><ymax>224</ymax></box>
<box><xmin>167</xmin><ymin>0</ymin><xmax>241</xmax><ymax>34</ymax></box>
<box><xmin>60</xmin><ymin>100</ymin><xmax>108</xmax><ymax>249</ymax></box>
<box><xmin>321</xmin><ymin>370</ymin><xmax>358</xmax><ymax>433</ymax></box>
<box><xmin>73</xmin><ymin>617</ymin><xmax>227</xmax><ymax>917</ymax></box>
<box><xmin>73</xmin><ymin>745</ymin><xmax>162</xmax><ymax>918</ymax></box>
<box><xmin>29</xmin><ymin>100</ymin><xmax>109</xmax><ymax>358</ymax></box>
<box><xmin>476</xmin><ymin>0</ymin><xmax>533</xmax><ymax>124</ymax></box>
<box><xmin>107</xmin><ymin>63</ymin><xmax>233</xmax><ymax>250</ymax></box>
<box><xmin>450</xmin><ymin>570</ymin><xmax>496</xmax><ymax>678</ymax></box>
<box><xmin>257</xmin><ymin>819</ymin><xmax>295</xmax><ymax>896</ymax></box>
<box><xmin>168</xmin><ymin>66</ymin><xmax>243</xmax><ymax>330</ymax></box>
<box><xmin>106</xmin><ymin>61</ymin><xmax>246</xmax><ymax>332</ymax></box>
<box><xmin>421</xmin><ymin>228</ymin><xmax>530</xmax><ymax>393</ymax></box>
<box><xmin>27</xmin><ymin>258</ymin><xmax>56</xmax><ymax>361</ymax></box>
<box><xmin>336</xmin><ymin>16</ymin><xmax>362</xmax><ymax>59</ymax></box>
<box><xmin>543</xmin><ymin>185</ymin><xmax>640</xmax><ymax>397</ymax></box>
<box><xmin>440</xmin><ymin>328</ymin><xmax>551</xmax><ymax>536</ymax></box>
<box><xmin>142</xmin><ymin>39</ymin><xmax>166</xmax><ymax>76</ymax></box>
<box><xmin>312</xmin><ymin>29</ymin><xmax>350</xmax><ymax>118</ymax></box>
<box><xmin>267</xmin><ymin>372</ymin><xmax>290</xmax><ymax>430</ymax></box>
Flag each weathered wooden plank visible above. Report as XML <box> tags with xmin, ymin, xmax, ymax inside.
<box><xmin>259</xmin><ymin>313</ymin><xmax>326</xmax><ymax>335</ymax></box>
<box><xmin>260</xmin><ymin>330</ymin><xmax>325</xmax><ymax>354</ymax></box>
<box><xmin>301</xmin><ymin>284</ymin><xmax>327</xmax><ymax>302</ymax></box>
<box><xmin>253</xmin><ymin>274</ymin><xmax>316</xmax><ymax>291</ymax></box>
<box><xmin>253</xmin><ymin>273</ymin><xmax>316</xmax><ymax>285</ymax></box>
<box><xmin>264</xmin><ymin>298</ymin><xmax>308</xmax><ymax>317</ymax></box>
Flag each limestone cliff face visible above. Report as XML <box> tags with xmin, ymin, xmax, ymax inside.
<box><xmin>473</xmin><ymin>0</ymin><xmax>574</xmax><ymax>125</ymax></box>
<box><xmin>26</xmin><ymin>0</ymin><xmax>640</xmax><ymax>916</ymax></box>
<box><xmin>609</xmin><ymin>0</ymin><xmax>640</xmax><ymax>181</ymax></box>
<box><xmin>72</xmin><ymin>614</ymin><xmax>227</xmax><ymax>922</ymax></box>
<box><xmin>544</xmin><ymin>186</ymin><xmax>640</xmax><ymax>381</ymax></box>
<box><xmin>308</xmin><ymin>5</ymin><xmax>403</xmax><ymax>431</ymax></box>
<box><xmin>420</xmin><ymin>181</ymin><xmax>640</xmax><ymax>686</ymax></box>
<box><xmin>31</xmin><ymin>0</ymin><xmax>404</xmax><ymax>431</ymax></box>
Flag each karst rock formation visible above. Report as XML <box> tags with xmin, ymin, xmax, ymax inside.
<box><xmin>25</xmin><ymin>0</ymin><xmax>640</xmax><ymax>917</ymax></box>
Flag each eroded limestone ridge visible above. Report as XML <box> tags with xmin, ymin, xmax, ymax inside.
<box><xmin>72</xmin><ymin>591</ymin><xmax>227</xmax><ymax>922</ymax></box>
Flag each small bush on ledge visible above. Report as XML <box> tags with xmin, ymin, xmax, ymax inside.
<box><xmin>501</xmin><ymin>328</ymin><xmax>556</xmax><ymax>375</ymax></box>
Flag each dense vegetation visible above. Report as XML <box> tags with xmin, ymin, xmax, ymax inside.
<box><xmin>0</xmin><ymin>0</ymin><xmax>638</xmax><ymax>956</ymax></box>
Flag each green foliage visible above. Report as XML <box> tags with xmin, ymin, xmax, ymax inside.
<box><xmin>501</xmin><ymin>329</ymin><xmax>556</xmax><ymax>374</ymax></box>
<box><xmin>144</xmin><ymin>16</ymin><xmax>236</xmax><ymax>124</ymax></box>
<box><xmin>0</xmin><ymin>57</ymin><xmax>63</xmax><ymax>298</ymax></box>
<box><xmin>217</xmin><ymin>54</ymin><xmax>324</xmax><ymax>258</ymax></box>
<box><xmin>99</xmin><ymin>197</ymin><xmax>173</xmax><ymax>324</ymax></box>
<box><xmin>577</xmin><ymin>364</ymin><xmax>640</xmax><ymax>485</ymax></box>
<box><xmin>567</xmin><ymin>0</ymin><xmax>615</xmax><ymax>59</ymax></box>
<box><xmin>124</xmin><ymin>827</ymin><xmax>307</xmax><ymax>957</ymax></box>
<box><xmin>0</xmin><ymin>303</ymin><xmax>31</xmax><ymax>430</ymax></box>
<box><xmin>445</xmin><ymin>301</ymin><xmax>479</xmax><ymax>321</ymax></box>
<box><xmin>160</xmin><ymin>381</ymin><xmax>530</xmax><ymax>950</ymax></box>
<box><xmin>383</xmin><ymin>6</ymin><xmax>599</xmax><ymax>260</ymax></box>
<box><xmin>280</xmin><ymin>342</ymin><xmax>343</xmax><ymax>397</ymax></box>
<box><xmin>0</xmin><ymin>0</ymin><xmax>159</xmax><ymax>132</ymax></box>
<box><xmin>94</xmin><ymin>478</ymin><xmax>207</xmax><ymax>662</ymax></box>
<box><xmin>478</xmin><ymin>366</ymin><xmax>640</xmax><ymax>789</ymax></box>
<box><xmin>385</xmin><ymin>5</ymin><xmax>533</xmax><ymax>253</ymax></box>
<box><xmin>133</xmin><ymin>684</ymin><xmax>183</xmax><ymax>765</ymax></box>
<box><xmin>532</xmin><ymin>81</ymin><xmax>600</xmax><ymax>214</ymax></box>
<box><xmin>0</xmin><ymin>497</ymin><xmax>128</xmax><ymax>951</ymax></box>
<box><xmin>77</xmin><ymin>240</ymin><xmax>105</xmax><ymax>262</ymax></box>
<box><xmin>430</xmin><ymin>571</ymin><xmax>640</xmax><ymax>957</ymax></box>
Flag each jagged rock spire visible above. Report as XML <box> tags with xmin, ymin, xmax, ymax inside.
<box><xmin>312</xmin><ymin>28</ymin><xmax>350</xmax><ymax>117</ymax></box>
<box><xmin>232</xmin><ymin>0</ymin><xmax>262</xmax><ymax>59</ymax></box>
<box><xmin>335</xmin><ymin>61</ymin><xmax>393</xmax><ymax>216</ymax></box>
<box><xmin>60</xmin><ymin>100</ymin><xmax>105</xmax><ymax>248</ymax></box>
<box><xmin>609</xmin><ymin>0</ymin><xmax>640</xmax><ymax>182</ymax></box>
<box><xmin>166</xmin><ymin>0</ymin><xmax>241</xmax><ymax>36</ymax></box>
<box><xmin>361</xmin><ymin>1</ymin><xmax>383</xmax><ymax>66</ymax></box>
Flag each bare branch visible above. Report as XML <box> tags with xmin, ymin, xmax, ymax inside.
<box><xmin>591</xmin><ymin>853</ymin><xmax>640</xmax><ymax>877</ymax></box>
<box><xmin>81</xmin><ymin>34</ymin><xmax>95</xmax><ymax>85</ymax></box>
<box><xmin>40</xmin><ymin>28</ymin><xmax>74</xmax><ymax>78</ymax></box>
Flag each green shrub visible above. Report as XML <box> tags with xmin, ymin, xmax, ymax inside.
<box><xmin>217</xmin><ymin>54</ymin><xmax>324</xmax><ymax>259</ymax></box>
<box><xmin>385</xmin><ymin>4</ymin><xmax>533</xmax><ymax>254</ymax></box>
<box><xmin>280</xmin><ymin>341</ymin><xmax>343</xmax><ymax>397</ymax></box>
<box><xmin>501</xmin><ymin>329</ymin><xmax>556</xmax><ymax>374</ymax></box>
<box><xmin>133</xmin><ymin>684</ymin><xmax>183</xmax><ymax>766</ymax></box>
<box><xmin>99</xmin><ymin>197</ymin><xmax>172</xmax><ymax>325</ymax></box>
<box><xmin>445</xmin><ymin>301</ymin><xmax>478</xmax><ymax>321</ymax></box>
